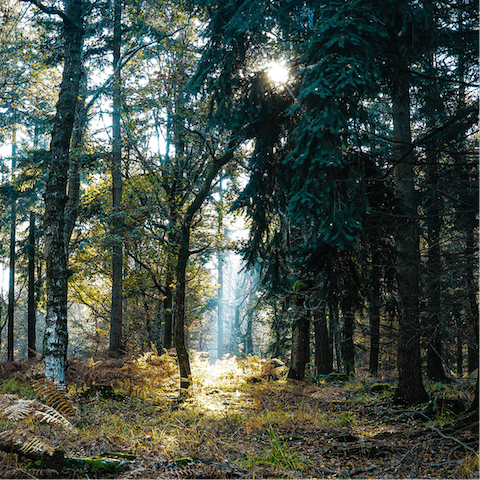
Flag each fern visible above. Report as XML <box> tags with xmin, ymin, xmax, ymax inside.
<box><xmin>0</xmin><ymin>400</ymin><xmax>33</xmax><ymax>423</ymax></box>
<box><xmin>0</xmin><ymin>428</ymin><xmax>53</xmax><ymax>456</ymax></box>
<box><xmin>34</xmin><ymin>380</ymin><xmax>76</xmax><ymax>418</ymax></box>
<box><xmin>33</xmin><ymin>404</ymin><xmax>76</xmax><ymax>432</ymax></box>
<box><xmin>20</xmin><ymin>437</ymin><xmax>54</xmax><ymax>456</ymax></box>
<box><xmin>0</xmin><ymin>392</ymin><xmax>76</xmax><ymax>469</ymax></box>
<box><xmin>0</xmin><ymin>396</ymin><xmax>76</xmax><ymax>433</ymax></box>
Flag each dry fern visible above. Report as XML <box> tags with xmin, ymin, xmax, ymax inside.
<box><xmin>34</xmin><ymin>380</ymin><xmax>76</xmax><ymax>417</ymax></box>
<box><xmin>0</xmin><ymin>395</ymin><xmax>76</xmax><ymax>433</ymax></box>
<box><xmin>0</xmin><ymin>428</ymin><xmax>53</xmax><ymax>456</ymax></box>
<box><xmin>0</xmin><ymin>393</ymin><xmax>75</xmax><ymax>468</ymax></box>
<box><xmin>0</xmin><ymin>468</ymin><xmax>59</xmax><ymax>480</ymax></box>
<box><xmin>20</xmin><ymin>436</ymin><xmax>54</xmax><ymax>456</ymax></box>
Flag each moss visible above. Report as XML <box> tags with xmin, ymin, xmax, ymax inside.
<box><xmin>369</xmin><ymin>383</ymin><xmax>395</xmax><ymax>394</ymax></box>
<box><xmin>65</xmin><ymin>456</ymin><xmax>130</xmax><ymax>477</ymax></box>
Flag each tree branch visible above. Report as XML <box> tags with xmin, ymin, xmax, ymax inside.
<box><xmin>21</xmin><ymin>0</ymin><xmax>77</xmax><ymax>28</ymax></box>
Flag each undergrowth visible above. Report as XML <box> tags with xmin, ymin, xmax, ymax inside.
<box><xmin>241</xmin><ymin>427</ymin><xmax>310</xmax><ymax>473</ymax></box>
<box><xmin>0</xmin><ymin>352</ymin><xmax>477</xmax><ymax>479</ymax></box>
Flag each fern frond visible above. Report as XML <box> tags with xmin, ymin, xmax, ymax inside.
<box><xmin>0</xmin><ymin>395</ymin><xmax>77</xmax><ymax>433</ymax></box>
<box><xmin>150</xmin><ymin>341</ymin><xmax>159</xmax><ymax>356</ymax></box>
<box><xmin>27</xmin><ymin>468</ymin><xmax>60</xmax><ymax>478</ymax></box>
<box><xmin>20</xmin><ymin>436</ymin><xmax>54</xmax><ymax>456</ymax></box>
<box><xmin>1</xmin><ymin>400</ymin><xmax>36</xmax><ymax>422</ymax></box>
<box><xmin>34</xmin><ymin>404</ymin><xmax>76</xmax><ymax>433</ymax></box>
<box><xmin>0</xmin><ymin>429</ymin><xmax>19</xmax><ymax>444</ymax></box>
<box><xmin>0</xmin><ymin>395</ymin><xmax>21</xmax><ymax>410</ymax></box>
<box><xmin>34</xmin><ymin>380</ymin><xmax>76</xmax><ymax>417</ymax></box>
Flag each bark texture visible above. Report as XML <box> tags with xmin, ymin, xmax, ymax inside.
<box><xmin>110</xmin><ymin>0</ymin><xmax>123</xmax><ymax>354</ymax></box>
<box><xmin>287</xmin><ymin>294</ymin><xmax>310</xmax><ymax>381</ymax></box>
<box><xmin>43</xmin><ymin>0</ymin><xmax>84</xmax><ymax>383</ymax></box>
<box><xmin>368</xmin><ymin>255</ymin><xmax>381</xmax><ymax>375</ymax></box>
<box><xmin>27</xmin><ymin>213</ymin><xmax>36</xmax><ymax>358</ymax></box>
<box><xmin>391</xmin><ymin>61</ymin><xmax>427</xmax><ymax>403</ymax></box>
<box><xmin>341</xmin><ymin>298</ymin><xmax>355</xmax><ymax>378</ymax></box>
<box><xmin>314</xmin><ymin>301</ymin><xmax>332</xmax><ymax>375</ymax></box>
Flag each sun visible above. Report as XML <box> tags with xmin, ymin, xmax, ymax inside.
<box><xmin>266</xmin><ymin>61</ymin><xmax>289</xmax><ymax>85</ymax></box>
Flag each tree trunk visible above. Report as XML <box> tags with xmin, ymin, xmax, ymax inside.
<box><xmin>245</xmin><ymin>308</ymin><xmax>253</xmax><ymax>355</ymax></box>
<box><xmin>216</xmin><ymin>184</ymin><xmax>224</xmax><ymax>359</ymax></box>
<box><xmin>328</xmin><ymin>301</ymin><xmax>339</xmax><ymax>370</ymax></box>
<box><xmin>7</xmin><ymin>132</ymin><xmax>16</xmax><ymax>362</ymax></box>
<box><xmin>64</xmin><ymin>78</ymin><xmax>87</xmax><ymax>251</ymax></box>
<box><xmin>454</xmin><ymin>307</ymin><xmax>463</xmax><ymax>376</ymax></box>
<box><xmin>314</xmin><ymin>300</ymin><xmax>332</xmax><ymax>374</ymax></box>
<box><xmin>369</xmin><ymin>254</ymin><xmax>381</xmax><ymax>374</ymax></box>
<box><xmin>27</xmin><ymin>212</ymin><xmax>36</xmax><ymax>358</ymax></box>
<box><xmin>466</xmin><ymin>227</ymin><xmax>479</xmax><ymax>373</ymax></box>
<box><xmin>271</xmin><ymin>300</ymin><xmax>281</xmax><ymax>359</ymax></box>
<box><xmin>424</xmin><ymin>53</ymin><xmax>446</xmax><ymax>381</ymax></box>
<box><xmin>163</xmin><ymin>280</ymin><xmax>174</xmax><ymax>349</ymax></box>
<box><xmin>110</xmin><ymin>0</ymin><xmax>123</xmax><ymax>355</ymax></box>
<box><xmin>173</xmin><ymin>148</ymin><xmax>235</xmax><ymax>389</ymax></box>
<box><xmin>217</xmin><ymin>251</ymin><xmax>224</xmax><ymax>359</ymax></box>
<box><xmin>163</xmin><ymin>228</ymin><xmax>177</xmax><ymax>349</ymax></box>
<box><xmin>341</xmin><ymin>298</ymin><xmax>355</xmax><ymax>378</ymax></box>
<box><xmin>425</xmin><ymin>170</ymin><xmax>446</xmax><ymax>379</ymax></box>
<box><xmin>174</xmin><ymin>224</ymin><xmax>192</xmax><ymax>389</ymax></box>
<box><xmin>43</xmin><ymin>0</ymin><xmax>84</xmax><ymax>383</ymax></box>
<box><xmin>287</xmin><ymin>294</ymin><xmax>310</xmax><ymax>381</ymax></box>
<box><xmin>391</xmin><ymin>61</ymin><xmax>428</xmax><ymax>403</ymax></box>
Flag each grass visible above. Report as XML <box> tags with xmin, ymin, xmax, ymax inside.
<box><xmin>0</xmin><ymin>377</ymin><xmax>37</xmax><ymax>398</ymax></box>
<box><xmin>241</xmin><ymin>427</ymin><xmax>311</xmax><ymax>473</ymax></box>
<box><xmin>459</xmin><ymin>453</ymin><xmax>479</xmax><ymax>479</ymax></box>
<box><xmin>0</xmin><ymin>354</ymin><xmax>477</xmax><ymax>479</ymax></box>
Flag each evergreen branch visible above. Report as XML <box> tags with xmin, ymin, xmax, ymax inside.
<box><xmin>370</xmin><ymin>104</ymin><xmax>478</xmax><ymax>165</ymax></box>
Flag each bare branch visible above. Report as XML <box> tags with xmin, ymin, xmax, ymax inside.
<box><xmin>20</xmin><ymin>0</ymin><xmax>77</xmax><ymax>28</ymax></box>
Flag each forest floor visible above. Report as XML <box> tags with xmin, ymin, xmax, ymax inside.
<box><xmin>0</xmin><ymin>351</ymin><xmax>478</xmax><ymax>479</ymax></box>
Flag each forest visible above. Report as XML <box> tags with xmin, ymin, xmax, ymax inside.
<box><xmin>0</xmin><ymin>0</ymin><xmax>478</xmax><ymax>478</ymax></box>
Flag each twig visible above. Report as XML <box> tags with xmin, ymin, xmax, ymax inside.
<box><xmin>314</xmin><ymin>465</ymin><xmax>376</xmax><ymax>477</ymax></box>
<box><xmin>393</xmin><ymin>437</ymin><xmax>438</xmax><ymax>468</ymax></box>
<box><xmin>428</xmin><ymin>426</ymin><xmax>479</xmax><ymax>457</ymax></box>
<box><xmin>393</xmin><ymin>425</ymin><xmax>478</xmax><ymax>470</ymax></box>
<box><xmin>427</xmin><ymin>342</ymin><xmax>472</xmax><ymax>406</ymax></box>
<box><xmin>429</xmin><ymin>460</ymin><xmax>463</xmax><ymax>467</ymax></box>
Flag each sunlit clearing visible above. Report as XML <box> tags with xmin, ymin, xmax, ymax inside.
<box><xmin>187</xmin><ymin>353</ymin><xmax>286</xmax><ymax>416</ymax></box>
<box><xmin>191</xmin><ymin>353</ymin><xmax>262</xmax><ymax>389</ymax></box>
<box><xmin>266</xmin><ymin>61</ymin><xmax>289</xmax><ymax>85</ymax></box>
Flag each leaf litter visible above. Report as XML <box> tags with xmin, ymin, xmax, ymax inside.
<box><xmin>0</xmin><ymin>352</ymin><xmax>477</xmax><ymax>479</ymax></box>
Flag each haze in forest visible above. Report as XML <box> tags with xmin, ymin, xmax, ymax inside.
<box><xmin>0</xmin><ymin>0</ymin><xmax>477</xmax><ymax>422</ymax></box>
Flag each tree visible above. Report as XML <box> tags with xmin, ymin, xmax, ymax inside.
<box><xmin>174</xmin><ymin>146</ymin><xmax>236</xmax><ymax>388</ymax></box>
<box><xmin>390</xmin><ymin>66</ymin><xmax>427</xmax><ymax>401</ymax></box>
<box><xmin>287</xmin><ymin>281</ymin><xmax>310</xmax><ymax>381</ymax></box>
<box><xmin>30</xmin><ymin>0</ymin><xmax>85</xmax><ymax>383</ymax></box>
<box><xmin>27</xmin><ymin>212</ymin><xmax>37</xmax><ymax>357</ymax></box>
<box><xmin>110</xmin><ymin>0</ymin><xmax>123</xmax><ymax>355</ymax></box>
<box><xmin>7</xmin><ymin>125</ymin><xmax>17</xmax><ymax>362</ymax></box>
